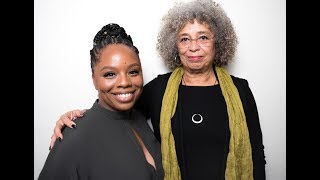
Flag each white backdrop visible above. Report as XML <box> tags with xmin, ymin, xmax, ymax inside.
<box><xmin>34</xmin><ymin>0</ymin><xmax>286</xmax><ymax>179</ymax></box>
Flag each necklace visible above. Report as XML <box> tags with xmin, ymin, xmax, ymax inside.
<box><xmin>182</xmin><ymin>73</ymin><xmax>217</xmax><ymax>124</ymax></box>
<box><xmin>192</xmin><ymin>113</ymin><xmax>203</xmax><ymax>124</ymax></box>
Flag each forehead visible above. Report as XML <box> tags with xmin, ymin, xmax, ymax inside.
<box><xmin>99</xmin><ymin>44</ymin><xmax>140</xmax><ymax>64</ymax></box>
<box><xmin>179</xmin><ymin>20</ymin><xmax>212</xmax><ymax>35</ymax></box>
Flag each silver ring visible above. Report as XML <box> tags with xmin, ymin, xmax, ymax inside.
<box><xmin>191</xmin><ymin>114</ymin><xmax>203</xmax><ymax>124</ymax></box>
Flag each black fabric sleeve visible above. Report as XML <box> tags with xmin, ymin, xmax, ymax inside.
<box><xmin>134</xmin><ymin>73</ymin><xmax>171</xmax><ymax>141</ymax></box>
<box><xmin>241</xmin><ymin>79</ymin><xmax>266</xmax><ymax>180</ymax></box>
<box><xmin>38</xmin><ymin>130</ymin><xmax>79</xmax><ymax>180</ymax></box>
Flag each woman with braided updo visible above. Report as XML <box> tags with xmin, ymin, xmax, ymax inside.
<box><xmin>38</xmin><ymin>23</ymin><xmax>164</xmax><ymax>180</ymax></box>
<box><xmin>49</xmin><ymin>0</ymin><xmax>266</xmax><ymax>179</ymax></box>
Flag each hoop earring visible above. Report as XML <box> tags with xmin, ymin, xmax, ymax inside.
<box><xmin>175</xmin><ymin>55</ymin><xmax>180</xmax><ymax>62</ymax></box>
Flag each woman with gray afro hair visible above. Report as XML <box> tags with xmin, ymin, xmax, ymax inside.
<box><xmin>50</xmin><ymin>0</ymin><xmax>266</xmax><ymax>179</ymax></box>
<box><xmin>157</xmin><ymin>0</ymin><xmax>238</xmax><ymax>69</ymax></box>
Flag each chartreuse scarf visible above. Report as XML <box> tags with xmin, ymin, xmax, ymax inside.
<box><xmin>160</xmin><ymin>66</ymin><xmax>253</xmax><ymax>180</ymax></box>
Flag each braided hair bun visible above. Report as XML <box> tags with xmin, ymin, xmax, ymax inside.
<box><xmin>90</xmin><ymin>23</ymin><xmax>139</xmax><ymax>73</ymax></box>
<box><xmin>93</xmin><ymin>23</ymin><xmax>133</xmax><ymax>46</ymax></box>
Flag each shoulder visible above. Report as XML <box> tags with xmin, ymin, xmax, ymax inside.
<box><xmin>230</xmin><ymin>75</ymin><xmax>248</xmax><ymax>86</ymax></box>
<box><xmin>59</xmin><ymin>106</ymin><xmax>98</xmax><ymax>144</ymax></box>
<box><xmin>143</xmin><ymin>72</ymin><xmax>172</xmax><ymax>93</ymax></box>
<box><xmin>156</xmin><ymin>72</ymin><xmax>172</xmax><ymax>79</ymax></box>
<box><xmin>229</xmin><ymin>75</ymin><xmax>258</xmax><ymax>109</ymax></box>
<box><xmin>230</xmin><ymin>75</ymin><xmax>250</xmax><ymax>91</ymax></box>
<box><xmin>229</xmin><ymin>75</ymin><xmax>253</xmax><ymax>98</ymax></box>
<box><xmin>147</xmin><ymin>72</ymin><xmax>172</xmax><ymax>85</ymax></box>
<box><xmin>57</xmin><ymin>117</ymin><xmax>86</xmax><ymax>147</ymax></box>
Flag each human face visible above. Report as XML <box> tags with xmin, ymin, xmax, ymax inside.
<box><xmin>177</xmin><ymin>20</ymin><xmax>215</xmax><ymax>73</ymax></box>
<box><xmin>92</xmin><ymin>44</ymin><xmax>143</xmax><ymax>112</ymax></box>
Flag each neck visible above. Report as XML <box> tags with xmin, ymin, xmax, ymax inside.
<box><xmin>182</xmin><ymin>68</ymin><xmax>217</xmax><ymax>86</ymax></box>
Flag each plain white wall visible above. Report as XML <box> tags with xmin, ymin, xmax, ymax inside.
<box><xmin>34</xmin><ymin>0</ymin><xmax>286</xmax><ymax>179</ymax></box>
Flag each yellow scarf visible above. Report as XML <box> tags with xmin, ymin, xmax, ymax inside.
<box><xmin>160</xmin><ymin>66</ymin><xmax>253</xmax><ymax>180</ymax></box>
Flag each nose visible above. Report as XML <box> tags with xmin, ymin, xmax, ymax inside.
<box><xmin>117</xmin><ymin>74</ymin><xmax>132</xmax><ymax>88</ymax></box>
<box><xmin>188</xmin><ymin>39</ymin><xmax>200</xmax><ymax>51</ymax></box>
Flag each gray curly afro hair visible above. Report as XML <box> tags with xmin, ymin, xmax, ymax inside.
<box><xmin>156</xmin><ymin>0</ymin><xmax>238</xmax><ymax>70</ymax></box>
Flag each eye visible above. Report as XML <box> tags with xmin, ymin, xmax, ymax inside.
<box><xmin>129</xmin><ymin>69</ymin><xmax>140</xmax><ymax>76</ymax></box>
<box><xmin>198</xmin><ymin>35</ymin><xmax>209</xmax><ymax>41</ymax></box>
<box><xmin>180</xmin><ymin>37</ymin><xmax>190</xmax><ymax>42</ymax></box>
<box><xmin>103</xmin><ymin>72</ymin><xmax>116</xmax><ymax>78</ymax></box>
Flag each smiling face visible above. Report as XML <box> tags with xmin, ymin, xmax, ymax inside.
<box><xmin>92</xmin><ymin>44</ymin><xmax>143</xmax><ymax>112</ymax></box>
<box><xmin>177</xmin><ymin>20</ymin><xmax>215</xmax><ymax>73</ymax></box>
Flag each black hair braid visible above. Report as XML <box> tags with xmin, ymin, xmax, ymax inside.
<box><xmin>93</xmin><ymin>23</ymin><xmax>133</xmax><ymax>45</ymax></box>
<box><xmin>90</xmin><ymin>23</ymin><xmax>139</xmax><ymax>73</ymax></box>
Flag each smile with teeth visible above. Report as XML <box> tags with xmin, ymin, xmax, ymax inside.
<box><xmin>114</xmin><ymin>92</ymin><xmax>134</xmax><ymax>102</ymax></box>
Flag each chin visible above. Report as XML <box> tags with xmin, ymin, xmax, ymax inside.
<box><xmin>114</xmin><ymin>104</ymin><xmax>135</xmax><ymax>112</ymax></box>
<box><xmin>189</xmin><ymin>66</ymin><xmax>204</xmax><ymax>71</ymax></box>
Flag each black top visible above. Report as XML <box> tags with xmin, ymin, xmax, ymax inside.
<box><xmin>39</xmin><ymin>100</ymin><xmax>164</xmax><ymax>180</ymax></box>
<box><xmin>178</xmin><ymin>85</ymin><xmax>228</xmax><ymax>179</ymax></box>
<box><xmin>135</xmin><ymin>68</ymin><xmax>266</xmax><ymax>180</ymax></box>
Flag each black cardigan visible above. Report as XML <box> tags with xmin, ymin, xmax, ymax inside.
<box><xmin>135</xmin><ymin>69</ymin><xmax>266</xmax><ymax>180</ymax></box>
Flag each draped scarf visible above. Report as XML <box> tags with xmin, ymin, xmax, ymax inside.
<box><xmin>159</xmin><ymin>66</ymin><xmax>253</xmax><ymax>180</ymax></box>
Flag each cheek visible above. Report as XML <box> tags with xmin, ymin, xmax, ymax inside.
<box><xmin>204</xmin><ymin>45</ymin><xmax>215</xmax><ymax>56</ymax></box>
<box><xmin>97</xmin><ymin>78</ymin><xmax>115</xmax><ymax>92</ymax></box>
<box><xmin>178</xmin><ymin>47</ymin><xmax>189</xmax><ymax>55</ymax></box>
<box><xmin>132</xmin><ymin>76</ymin><xmax>144</xmax><ymax>88</ymax></box>
<box><xmin>129</xmin><ymin>76</ymin><xmax>144</xmax><ymax>91</ymax></box>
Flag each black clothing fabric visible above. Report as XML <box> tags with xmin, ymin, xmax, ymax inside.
<box><xmin>39</xmin><ymin>100</ymin><xmax>164</xmax><ymax>180</ymax></box>
<box><xmin>135</xmin><ymin>68</ymin><xmax>266</xmax><ymax>180</ymax></box>
<box><xmin>178</xmin><ymin>85</ymin><xmax>229</xmax><ymax>179</ymax></box>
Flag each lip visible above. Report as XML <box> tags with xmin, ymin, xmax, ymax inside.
<box><xmin>187</xmin><ymin>56</ymin><xmax>203</xmax><ymax>62</ymax></box>
<box><xmin>112</xmin><ymin>91</ymin><xmax>136</xmax><ymax>103</ymax></box>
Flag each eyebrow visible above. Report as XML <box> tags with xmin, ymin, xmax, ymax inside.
<box><xmin>129</xmin><ymin>63</ymin><xmax>141</xmax><ymax>67</ymax></box>
<box><xmin>99</xmin><ymin>63</ymin><xmax>141</xmax><ymax>72</ymax></box>
<box><xmin>178</xmin><ymin>31</ymin><xmax>212</xmax><ymax>37</ymax></box>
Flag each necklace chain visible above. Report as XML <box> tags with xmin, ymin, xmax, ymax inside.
<box><xmin>182</xmin><ymin>74</ymin><xmax>217</xmax><ymax>124</ymax></box>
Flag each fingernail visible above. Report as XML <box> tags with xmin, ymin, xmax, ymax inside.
<box><xmin>71</xmin><ymin>124</ymin><xmax>76</xmax><ymax>128</ymax></box>
<box><xmin>49</xmin><ymin>146</ymin><xmax>51</xmax><ymax>151</ymax></box>
<box><xmin>58</xmin><ymin>137</ymin><xmax>62</xmax><ymax>142</ymax></box>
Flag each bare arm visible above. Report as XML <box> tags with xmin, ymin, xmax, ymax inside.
<box><xmin>49</xmin><ymin>109</ymin><xmax>87</xmax><ymax>150</ymax></box>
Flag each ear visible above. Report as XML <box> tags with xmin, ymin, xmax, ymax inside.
<box><xmin>92</xmin><ymin>73</ymin><xmax>98</xmax><ymax>90</ymax></box>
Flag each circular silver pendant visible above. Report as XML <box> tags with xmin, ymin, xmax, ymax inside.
<box><xmin>191</xmin><ymin>114</ymin><xmax>203</xmax><ymax>124</ymax></box>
